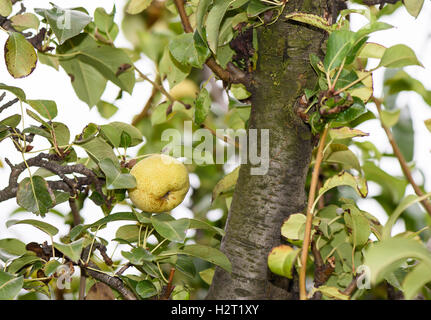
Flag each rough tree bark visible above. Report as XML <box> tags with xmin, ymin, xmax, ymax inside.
<box><xmin>207</xmin><ymin>0</ymin><xmax>331</xmax><ymax>300</ymax></box>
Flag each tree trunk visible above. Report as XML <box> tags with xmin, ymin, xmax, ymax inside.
<box><xmin>207</xmin><ymin>0</ymin><xmax>330</xmax><ymax>300</ymax></box>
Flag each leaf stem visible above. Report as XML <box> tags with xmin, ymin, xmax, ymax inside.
<box><xmin>150</xmin><ymin>238</ymin><xmax>168</xmax><ymax>254</ymax></box>
<box><xmin>299</xmin><ymin>124</ymin><xmax>329</xmax><ymax>300</ymax></box>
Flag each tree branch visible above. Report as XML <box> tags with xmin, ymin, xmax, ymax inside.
<box><xmin>374</xmin><ymin>97</ymin><xmax>431</xmax><ymax>217</ymax></box>
<box><xmin>80</xmin><ymin>246</ymin><xmax>137</xmax><ymax>300</ymax></box>
<box><xmin>132</xmin><ymin>75</ymin><xmax>160</xmax><ymax>126</ymax></box>
<box><xmin>299</xmin><ymin>125</ymin><xmax>329</xmax><ymax>300</ymax></box>
<box><xmin>0</xmin><ymin>153</ymin><xmax>107</xmax><ymax>204</ymax></box>
<box><xmin>172</xmin><ymin>0</ymin><xmax>249</xmax><ymax>85</ymax></box>
<box><xmin>0</xmin><ymin>97</ymin><xmax>19</xmax><ymax>113</ymax></box>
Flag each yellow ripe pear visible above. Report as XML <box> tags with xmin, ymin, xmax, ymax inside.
<box><xmin>128</xmin><ymin>154</ymin><xmax>190</xmax><ymax>213</ymax></box>
<box><xmin>169</xmin><ymin>79</ymin><xmax>199</xmax><ymax>100</ymax></box>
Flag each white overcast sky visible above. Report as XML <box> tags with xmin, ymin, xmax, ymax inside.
<box><xmin>0</xmin><ymin>1</ymin><xmax>431</xmax><ymax>246</ymax></box>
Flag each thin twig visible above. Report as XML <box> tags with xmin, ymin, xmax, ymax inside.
<box><xmin>69</xmin><ymin>198</ymin><xmax>81</xmax><ymax>227</ymax></box>
<box><xmin>374</xmin><ymin>97</ymin><xmax>431</xmax><ymax>217</ymax></box>
<box><xmin>81</xmin><ymin>246</ymin><xmax>137</xmax><ymax>300</ymax></box>
<box><xmin>115</xmin><ymin>263</ymin><xmax>131</xmax><ymax>276</ymax></box>
<box><xmin>200</xmin><ymin>123</ymin><xmax>240</xmax><ymax>148</ymax></box>
<box><xmin>0</xmin><ymin>153</ymin><xmax>108</xmax><ymax>204</ymax></box>
<box><xmin>172</xmin><ymin>0</ymin><xmax>248</xmax><ymax>85</ymax></box>
<box><xmin>0</xmin><ymin>97</ymin><xmax>19</xmax><ymax>113</ymax></box>
<box><xmin>135</xmin><ymin>68</ymin><xmax>176</xmax><ymax>102</ymax></box>
<box><xmin>132</xmin><ymin>75</ymin><xmax>160</xmax><ymax>126</ymax></box>
<box><xmin>299</xmin><ymin>125</ymin><xmax>330</xmax><ymax>300</ymax></box>
<box><xmin>162</xmin><ymin>268</ymin><xmax>176</xmax><ymax>300</ymax></box>
<box><xmin>341</xmin><ymin>275</ymin><xmax>359</xmax><ymax>297</ymax></box>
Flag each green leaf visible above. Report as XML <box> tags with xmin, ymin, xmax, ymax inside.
<box><xmin>115</xmin><ymin>224</ymin><xmax>140</xmax><ymax>243</ymax></box>
<box><xmin>362</xmin><ymin>161</ymin><xmax>407</xmax><ymax>204</ymax></box>
<box><xmin>175</xmin><ymin>255</ymin><xmax>196</xmax><ymax>279</ymax></box>
<box><xmin>323</xmin><ymin>144</ymin><xmax>361</xmax><ymax>172</ymax></box>
<box><xmin>51</xmin><ymin>122</ymin><xmax>70</xmax><ymax>146</ymax></box>
<box><xmin>96</xmin><ymin>100</ymin><xmax>118</xmax><ymax>119</ymax></box>
<box><xmin>44</xmin><ymin>260</ymin><xmax>61</xmax><ymax>276</ymax></box>
<box><xmin>314</xmin><ymin>285</ymin><xmax>349</xmax><ymax>300</ymax></box>
<box><xmin>159</xmin><ymin>48</ymin><xmax>191</xmax><ymax>89</ymax></box>
<box><xmin>230</xmin><ymin>83</ymin><xmax>251</xmax><ymax>100</ymax></box>
<box><xmin>332</xmin><ymin>97</ymin><xmax>367</xmax><ymax>125</ymax></box>
<box><xmin>364</xmin><ymin>237</ymin><xmax>431</xmax><ymax>285</ymax></box>
<box><xmin>324</xmin><ymin>30</ymin><xmax>355</xmax><ymax>72</ymax></box>
<box><xmin>0</xmin><ymin>0</ymin><xmax>12</xmax><ymax>17</ymax></box>
<box><xmin>199</xmin><ymin>268</ymin><xmax>215</xmax><ymax>285</ymax></box>
<box><xmin>0</xmin><ymin>272</ymin><xmax>23</xmax><ymax>300</ymax></box>
<box><xmin>281</xmin><ymin>213</ymin><xmax>306</xmax><ymax>242</ymax></box>
<box><xmin>329</xmin><ymin>127</ymin><xmax>369</xmax><ymax>140</ymax></box>
<box><xmin>99</xmin><ymin>158</ymin><xmax>136</xmax><ymax>190</ymax></box>
<box><xmin>285</xmin><ymin>12</ymin><xmax>333</xmax><ymax>32</ymax></box>
<box><xmin>404</xmin><ymin>0</ymin><xmax>424</xmax><ymax>18</ymax></box>
<box><xmin>382</xmin><ymin>192</ymin><xmax>431</xmax><ymax>240</ymax></box>
<box><xmin>10</xmin><ymin>13</ymin><xmax>40</xmax><ymax>31</ymax></box>
<box><xmin>38</xmin><ymin>51</ymin><xmax>60</xmax><ymax>70</ymax></box>
<box><xmin>122</xmin><ymin>247</ymin><xmax>154</xmax><ymax>265</ymax></box>
<box><xmin>212</xmin><ymin>166</ymin><xmax>239</xmax><ymax>201</ymax></box>
<box><xmin>380</xmin><ymin>109</ymin><xmax>400</xmax><ymax>128</ymax></box>
<box><xmin>7</xmin><ymin>254</ymin><xmax>43</xmax><ymax>274</ymax></box>
<box><xmin>188</xmin><ymin>219</ymin><xmax>225</xmax><ymax>236</ymax></box>
<box><xmin>0</xmin><ymin>83</ymin><xmax>26</xmax><ymax>100</ymax></box>
<box><xmin>344</xmin><ymin>209</ymin><xmax>371</xmax><ymax>247</ymax></box>
<box><xmin>57</xmin><ymin>34</ymin><xmax>135</xmax><ymax>94</ymax></box>
<box><xmin>268</xmin><ymin>245</ymin><xmax>299</xmax><ymax>279</ymax></box>
<box><xmin>392</xmin><ymin>106</ymin><xmax>414</xmax><ymax>162</ymax></box>
<box><xmin>0</xmin><ymin>238</ymin><xmax>27</xmax><ymax>256</ymax></box>
<box><xmin>181</xmin><ymin>244</ymin><xmax>231</xmax><ymax>273</ymax></box>
<box><xmin>384</xmin><ymin>70</ymin><xmax>431</xmax><ymax>106</ymax></box>
<box><xmin>100</xmin><ymin>122</ymin><xmax>143</xmax><ymax>147</ymax></box>
<box><xmin>206</xmin><ymin>0</ymin><xmax>235</xmax><ymax>53</ymax></box>
<box><xmin>78</xmin><ymin>136</ymin><xmax>119</xmax><ymax>167</ymax></box>
<box><xmin>88</xmin><ymin>211</ymin><xmax>137</xmax><ymax>230</ymax></box>
<box><xmin>94</xmin><ymin>6</ymin><xmax>116</xmax><ymax>33</ymax></box>
<box><xmin>247</xmin><ymin>0</ymin><xmax>275</xmax><ymax>17</ymax></box>
<box><xmin>196</xmin><ymin>0</ymin><xmax>212</xmax><ymax>39</ymax></box>
<box><xmin>59</xmin><ymin>57</ymin><xmax>107</xmax><ymax>107</ymax></box>
<box><xmin>424</xmin><ymin>119</ymin><xmax>431</xmax><ymax>133</ymax></box>
<box><xmin>169</xmin><ymin>32</ymin><xmax>211</xmax><ymax>69</ymax></box>
<box><xmin>26</xmin><ymin>100</ymin><xmax>58</xmax><ymax>120</ymax></box>
<box><xmin>126</xmin><ymin>0</ymin><xmax>152</xmax><ymax>15</ymax></box>
<box><xmin>151</xmin><ymin>214</ymin><xmax>190</xmax><ymax>243</ymax></box>
<box><xmin>53</xmin><ymin>239</ymin><xmax>84</xmax><ymax>263</ymax></box>
<box><xmin>358</xmin><ymin>42</ymin><xmax>386</xmax><ymax>59</ymax></box>
<box><xmin>0</xmin><ymin>114</ymin><xmax>21</xmax><ymax>128</ymax></box>
<box><xmin>151</xmin><ymin>101</ymin><xmax>170</xmax><ymax>126</ymax></box>
<box><xmin>7</xmin><ymin>219</ymin><xmax>59</xmax><ymax>236</ymax></box>
<box><xmin>16</xmin><ymin>176</ymin><xmax>56</xmax><ymax>216</ymax></box>
<box><xmin>194</xmin><ymin>88</ymin><xmax>211</xmax><ymax>126</ymax></box>
<box><xmin>4</xmin><ymin>32</ymin><xmax>37</xmax><ymax>78</ymax></box>
<box><xmin>318</xmin><ymin>171</ymin><xmax>368</xmax><ymax>199</ymax></box>
<box><xmin>218</xmin><ymin>12</ymin><xmax>248</xmax><ymax>46</ymax></box>
<box><xmin>402</xmin><ymin>262</ymin><xmax>431</xmax><ymax>300</ymax></box>
<box><xmin>379</xmin><ymin>44</ymin><xmax>422</xmax><ymax>68</ymax></box>
<box><xmin>136</xmin><ymin>280</ymin><xmax>158</xmax><ymax>299</ymax></box>
<box><xmin>35</xmin><ymin>4</ymin><xmax>92</xmax><ymax>44</ymax></box>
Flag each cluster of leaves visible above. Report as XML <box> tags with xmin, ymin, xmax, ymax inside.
<box><xmin>293</xmin><ymin>8</ymin><xmax>421</xmax><ymax>134</ymax></box>
<box><xmin>265</xmin><ymin>4</ymin><xmax>431</xmax><ymax>300</ymax></box>
<box><xmin>0</xmin><ymin>209</ymin><xmax>230</xmax><ymax>300</ymax></box>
